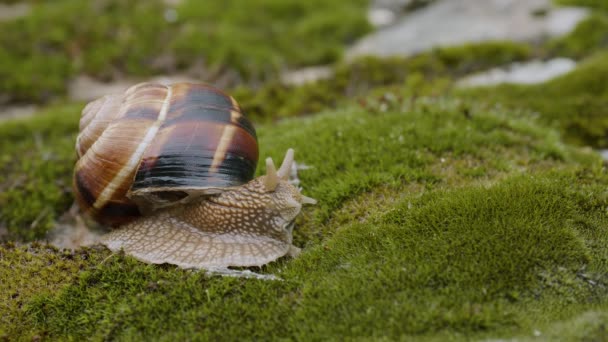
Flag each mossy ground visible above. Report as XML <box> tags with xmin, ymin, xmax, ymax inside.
<box><xmin>0</xmin><ymin>0</ymin><xmax>369</xmax><ymax>103</ymax></box>
<box><xmin>457</xmin><ymin>51</ymin><xmax>608</xmax><ymax>148</ymax></box>
<box><xmin>2</xmin><ymin>95</ymin><xmax>608</xmax><ymax>340</ymax></box>
<box><xmin>0</xmin><ymin>104</ymin><xmax>81</xmax><ymax>241</ymax></box>
<box><xmin>2</xmin><ymin>0</ymin><xmax>608</xmax><ymax>340</ymax></box>
<box><xmin>235</xmin><ymin>40</ymin><xmax>534</xmax><ymax>120</ymax></box>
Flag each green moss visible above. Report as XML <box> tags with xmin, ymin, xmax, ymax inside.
<box><xmin>0</xmin><ymin>243</ymin><xmax>109</xmax><ymax>340</ymax></box>
<box><xmin>0</xmin><ymin>0</ymin><xmax>370</xmax><ymax>103</ymax></box>
<box><xmin>457</xmin><ymin>51</ymin><xmax>608</xmax><ymax>148</ymax></box>
<box><xmin>555</xmin><ymin>0</ymin><xmax>608</xmax><ymax>10</ymax></box>
<box><xmin>0</xmin><ymin>103</ymin><xmax>81</xmax><ymax>241</ymax></box>
<box><xmin>547</xmin><ymin>14</ymin><xmax>608</xmax><ymax>59</ymax></box>
<box><xmin>1</xmin><ymin>38</ymin><xmax>607</xmax><ymax>337</ymax></box>
<box><xmin>257</xmin><ymin>97</ymin><xmax>600</xmax><ymax>238</ymax></box>
<box><xmin>8</xmin><ymin>170</ymin><xmax>607</xmax><ymax>340</ymax></box>
<box><xmin>173</xmin><ymin>0</ymin><xmax>370</xmax><ymax>79</ymax></box>
<box><xmin>3</xmin><ymin>93</ymin><xmax>587</xmax><ymax>242</ymax></box>
<box><xmin>235</xmin><ymin>41</ymin><xmax>533</xmax><ymax>119</ymax></box>
<box><xmin>285</xmin><ymin>173</ymin><xmax>608</xmax><ymax>339</ymax></box>
<box><xmin>2</xmin><ymin>92</ymin><xmax>606</xmax><ymax>339</ymax></box>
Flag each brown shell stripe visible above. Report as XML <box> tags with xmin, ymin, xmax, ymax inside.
<box><xmin>92</xmin><ymin>85</ymin><xmax>173</xmax><ymax>210</ymax></box>
<box><xmin>209</xmin><ymin>109</ymin><xmax>242</xmax><ymax>173</ymax></box>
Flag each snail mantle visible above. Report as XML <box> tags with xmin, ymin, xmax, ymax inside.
<box><xmin>73</xmin><ymin>82</ymin><xmax>316</xmax><ymax>270</ymax></box>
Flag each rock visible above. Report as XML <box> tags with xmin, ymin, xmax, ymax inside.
<box><xmin>0</xmin><ymin>105</ymin><xmax>37</xmax><ymax>122</ymax></box>
<box><xmin>368</xmin><ymin>8</ymin><xmax>397</xmax><ymax>27</ymax></box>
<box><xmin>0</xmin><ymin>3</ymin><xmax>30</xmax><ymax>22</ymax></box>
<box><xmin>280</xmin><ymin>66</ymin><xmax>334</xmax><ymax>86</ymax></box>
<box><xmin>457</xmin><ymin>58</ymin><xmax>577</xmax><ymax>87</ymax></box>
<box><xmin>347</xmin><ymin>0</ymin><xmax>588</xmax><ymax>59</ymax></box>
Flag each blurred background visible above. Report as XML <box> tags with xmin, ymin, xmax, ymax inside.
<box><xmin>0</xmin><ymin>0</ymin><xmax>369</xmax><ymax>104</ymax></box>
<box><xmin>0</xmin><ymin>0</ymin><xmax>604</xmax><ymax>120</ymax></box>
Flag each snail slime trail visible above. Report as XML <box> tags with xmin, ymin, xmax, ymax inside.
<box><xmin>73</xmin><ymin>82</ymin><xmax>316</xmax><ymax>272</ymax></box>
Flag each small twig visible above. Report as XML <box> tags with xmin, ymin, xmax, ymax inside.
<box><xmin>30</xmin><ymin>207</ymin><xmax>51</xmax><ymax>230</ymax></box>
<box><xmin>98</xmin><ymin>252</ymin><xmax>118</xmax><ymax>267</ymax></box>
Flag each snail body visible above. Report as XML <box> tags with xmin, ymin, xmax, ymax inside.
<box><xmin>73</xmin><ymin>82</ymin><xmax>315</xmax><ymax>269</ymax></box>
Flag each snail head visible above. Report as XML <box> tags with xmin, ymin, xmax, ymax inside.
<box><xmin>261</xmin><ymin>149</ymin><xmax>316</xmax><ymax>223</ymax></box>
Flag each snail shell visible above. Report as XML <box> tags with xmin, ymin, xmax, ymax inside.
<box><xmin>73</xmin><ymin>82</ymin><xmax>258</xmax><ymax>226</ymax></box>
<box><xmin>73</xmin><ymin>82</ymin><xmax>316</xmax><ymax>269</ymax></box>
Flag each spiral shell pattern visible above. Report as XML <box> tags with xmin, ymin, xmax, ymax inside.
<box><xmin>73</xmin><ymin>82</ymin><xmax>258</xmax><ymax>226</ymax></box>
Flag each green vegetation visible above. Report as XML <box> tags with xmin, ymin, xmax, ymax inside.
<box><xmin>555</xmin><ymin>0</ymin><xmax>608</xmax><ymax>10</ymax></box>
<box><xmin>20</xmin><ymin>172</ymin><xmax>608</xmax><ymax>340</ymax></box>
<box><xmin>0</xmin><ymin>243</ymin><xmax>106</xmax><ymax>338</ymax></box>
<box><xmin>458</xmin><ymin>51</ymin><xmax>608</xmax><ymax>148</ymax></box>
<box><xmin>547</xmin><ymin>13</ymin><xmax>608</xmax><ymax>59</ymax></box>
<box><xmin>2</xmin><ymin>0</ymin><xmax>608</xmax><ymax>339</ymax></box>
<box><xmin>0</xmin><ymin>0</ymin><xmax>369</xmax><ymax>103</ymax></box>
<box><xmin>173</xmin><ymin>0</ymin><xmax>369</xmax><ymax>79</ymax></box>
<box><xmin>236</xmin><ymin>41</ymin><xmax>533</xmax><ymax>119</ymax></box>
<box><xmin>0</xmin><ymin>39</ymin><xmax>539</xmax><ymax>241</ymax></box>
<box><xmin>0</xmin><ymin>104</ymin><xmax>80</xmax><ymax>241</ymax></box>
<box><xmin>2</xmin><ymin>95</ymin><xmax>607</xmax><ymax>339</ymax></box>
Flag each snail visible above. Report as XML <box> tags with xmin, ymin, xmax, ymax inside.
<box><xmin>73</xmin><ymin>82</ymin><xmax>316</xmax><ymax>269</ymax></box>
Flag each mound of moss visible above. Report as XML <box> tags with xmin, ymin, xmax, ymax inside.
<box><xmin>547</xmin><ymin>13</ymin><xmax>608</xmax><ymax>59</ymax></box>
<box><xmin>16</xmin><ymin>173</ymin><xmax>608</xmax><ymax>340</ymax></box>
<box><xmin>1</xmin><ymin>91</ymin><xmax>607</xmax><ymax>339</ymax></box>
<box><xmin>0</xmin><ymin>90</ymin><xmax>584</xmax><ymax>242</ymax></box>
<box><xmin>458</xmin><ymin>51</ymin><xmax>608</xmax><ymax>148</ymax></box>
<box><xmin>2</xmin><ymin>1</ymin><xmax>608</xmax><ymax>338</ymax></box>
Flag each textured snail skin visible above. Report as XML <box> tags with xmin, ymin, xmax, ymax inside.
<box><xmin>102</xmin><ymin>172</ymin><xmax>307</xmax><ymax>268</ymax></box>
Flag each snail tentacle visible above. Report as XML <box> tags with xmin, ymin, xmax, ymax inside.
<box><xmin>263</xmin><ymin>157</ymin><xmax>279</xmax><ymax>191</ymax></box>
<box><xmin>301</xmin><ymin>196</ymin><xmax>317</xmax><ymax>205</ymax></box>
<box><xmin>277</xmin><ymin>148</ymin><xmax>294</xmax><ymax>180</ymax></box>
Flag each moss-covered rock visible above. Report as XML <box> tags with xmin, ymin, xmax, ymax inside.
<box><xmin>1</xmin><ymin>91</ymin><xmax>607</xmax><ymax>339</ymax></box>
<box><xmin>547</xmin><ymin>13</ymin><xmax>608</xmax><ymax>59</ymax></box>
<box><xmin>2</xmin><ymin>93</ymin><xmax>590</xmax><ymax>241</ymax></box>
<box><xmin>14</xmin><ymin>172</ymin><xmax>607</xmax><ymax>340</ymax></box>
<box><xmin>235</xmin><ymin>41</ymin><xmax>534</xmax><ymax>120</ymax></box>
<box><xmin>457</xmin><ymin>51</ymin><xmax>608</xmax><ymax>148</ymax></box>
<box><xmin>2</xmin><ymin>1</ymin><xmax>608</xmax><ymax>338</ymax></box>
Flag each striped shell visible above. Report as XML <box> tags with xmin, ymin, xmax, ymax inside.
<box><xmin>73</xmin><ymin>82</ymin><xmax>258</xmax><ymax>226</ymax></box>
